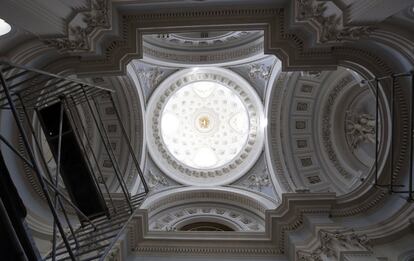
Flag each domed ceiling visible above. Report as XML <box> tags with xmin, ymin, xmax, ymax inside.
<box><xmin>2</xmin><ymin>1</ymin><xmax>412</xmax><ymax>258</ymax></box>
<box><xmin>76</xmin><ymin>33</ymin><xmax>391</xmax><ymax>239</ymax></box>
<box><xmin>132</xmin><ymin>31</ymin><xmax>385</xmax><ymax>201</ymax></box>
<box><xmin>146</xmin><ymin>67</ymin><xmax>265</xmax><ymax>186</ymax></box>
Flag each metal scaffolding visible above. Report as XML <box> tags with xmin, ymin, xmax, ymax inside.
<box><xmin>363</xmin><ymin>71</ymin><xmax>414</xmax><ymax>202</ymax></box>
<box><xmin>0</xmin><ymin>61</ymin><xmax>149</xmax><ymax>260</ymax></box>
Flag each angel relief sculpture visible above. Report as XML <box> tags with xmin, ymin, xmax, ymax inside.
<box><xmin>345</xmin><ymin>111</ymin><xmax>376</xmax><ymax>150</ymax></box>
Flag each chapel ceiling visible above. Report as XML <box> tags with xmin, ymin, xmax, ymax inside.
<box><xmin>0</xmin><ymin>1</ymin><xmax>413</xmax><ymax>259</ymax></box>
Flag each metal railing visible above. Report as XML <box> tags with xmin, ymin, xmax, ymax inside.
<box><xmin>0</xmin><ymin>61</ymin><xmax>149</xmax><ymax>260</ymax></box>
<box><xmin>362</xmin><ymin>71</ymin><xmax>414</xmax><ymax>202</ymax></box>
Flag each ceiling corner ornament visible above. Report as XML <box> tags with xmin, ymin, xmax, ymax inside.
<box><xmin>296</xmin><ymin>229</ymin><xmax>371</xmax><ymax>260</ymax></box>
<box><xmin>296</xmin><ymin>0</ymin><xmax>375</xmax><ymax>43</ymax></box>
<box><xmin>146</xmin><ymin>170</ymin><xmax>169</xmax><ymax>190</ymax></box>
<box><xmin>43</xmin><ymin>0</ymin><xmax>111</xmax><ymax>52</ymax></box>
<box><xmin>243</xmin><ymin>174</ymin><xmax>271</xmax><ymax>192</ymax></box>
<box><xmin>146</xmin><ymin>68</ymin><xmax>265</xmax><ymax>186</ymax></box>
<box><xmin>248</xmin><ymin>63</ymin><xmax>272</xmax><ymax>81</ymax></box>
<box><xmin>137</xmin><ymin>67</ymin><xmax>165</xmax><ymax>89</ymax></box>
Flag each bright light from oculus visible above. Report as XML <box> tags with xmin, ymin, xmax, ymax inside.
<box><xmin>160</xmin><ymin>81</ymin><xmax>249</xmax><ymax>170</ymax></box>
<box><xmin>0</xmin><ymin>19</ymin><xmax>11</xmax><ymax>36</ymax></box>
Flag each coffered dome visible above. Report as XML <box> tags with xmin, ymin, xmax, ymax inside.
<box><xmin>146</xmin><ymin>67</ymin><xmax>265</xmax><ymax>186</ymax></box>
<box><xmin>143</xmin><ymin>31</ymin><xmax>264</xmax><ymax>65</ymax></box>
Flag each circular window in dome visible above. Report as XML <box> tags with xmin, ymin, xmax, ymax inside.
<box><xmin>146</xmin><ymin>67</ymin><xmax>264</xmax><ymax>186</ymax></box>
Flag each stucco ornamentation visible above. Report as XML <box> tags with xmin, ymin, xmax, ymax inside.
<box><xmin>345</xmin><ymin>111</ymin><xmax>376</xmax><ymax>150</ymax></box>
<box><xmin>296</xmin><ymin>0</ymin><xmax>374</xmax><ymax>43</ymax></box>
<box><xmin>321</xmin><ymin>74</ymin><xmax>355</xmax><ymax>180</ymax></box>
<box><xmin>150</xmin><ymin>205</ymin><xmax>265</xmax><ymax>232</ymax></box>
<box><xmin>297</xmin><ymin>229</ymin><xmax>371</xmax><ymax>260</ymax></box>
<box><xmin>146</xmin><ymin>68</ymin><xmax>265</xmax><ymax>186</ymax></box>
<box><xmin>248</xmin><ymin>63</ymin><xmax>272</xmax><ymax>81</ymax></box>
<box><xmin>44</xmin><ymin>0</ymin><xmax>111</xmax><ymax>52</ymax></box>
<box><xmin>137</xmin><ymin>67</ymin><xmax>165</xmax><ymax>88</ymax></box>
<box><xmin>147</xmin><ymin>170</ymin><xmax>169</xmax><ymax>190</ymax></box>
<box><xmin>243</xmin><ymin>174</ymin><xmax>271</xmax><ymax>191</ymax></box>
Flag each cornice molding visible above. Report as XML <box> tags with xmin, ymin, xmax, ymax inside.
<box><xmin>37</xmin><ymin>3</ymin><xmax>382</xmax><ymax>75</ymax></box>
<box><xmin>106</xmin><ymin>193</ymin><xmax>336</xmax><ymax>258</ymax></box>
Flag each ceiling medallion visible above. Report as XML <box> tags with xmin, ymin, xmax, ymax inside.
<box><xmin>146</xmin><ymin>68</ymin><xmax>264</xmax><ymax>186</ymax></box>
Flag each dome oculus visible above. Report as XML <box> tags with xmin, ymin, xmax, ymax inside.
<box><xmin>146</xmin><ymin>68</ymin><xmax>264</xmax><ymax>186</ymax></box>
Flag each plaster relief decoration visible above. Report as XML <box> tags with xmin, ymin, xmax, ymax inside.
<box><xmin>130</xmin><ymin>61</ymin><xmax>177</xmax><ymax>101</ymax></box>
<box><xmin>231</xmin><ymin>153</ymin><xmax>278</xmax><ymax>201</ymax></box>
<box><xmin>279</xmin><ymin>68</ymin><xmax>382</xmax><ymax>195</ymax></box>
<box><xmin>297</xmin><ymin>229</ymin><xmax>371</xmax><ymax>260</ymax></box>
<box><xmin>345</xmin><ymin>111</ymin><xmax>376</xmax><ymax>150</ymax></box>
<box><xmin>143</xmin><ymin>31</ymin><xmax>264</xmax><ymax>64</ymax></box>
<box><xmin>248</xmin><ymin>63</ymin><xmax>272</xmax><ymax>81</ymax></box>
<box><xmin>321</xmin><ymin>74</ymin><xmax>355</xmax><ymax>180</ymax></box>
<box><xmin>44</xmin><ymin>0</ymin><xmax>111</xmax><ymax>52</ymax></box>
<box><xmin>244</xmin><ymin>174</ymin><xmax>270</xmax><ymax>192</ymax></box>
<box><xmin>229</xmin><ymin>56</ymin><xmax>277</xmax><ymax>99</ymax></box>
<box><xmin>137</xmin><ymin>66</ymin><xmax>165</xmax><ymax>89</ymax></box>
<box><xmin>146</xmin><ymin>169</ymin><xmax>169</xmax><ymax>190</ymax></box>
<box><xmin>295</xmin><ymin>0</ymin><xmax>374</xmax><ymax>43</ymax></box>
<box><xmin>149</xmin><ymin>205</ymin><xmax>265</xmax><ymax>232</ymax></box>
<box><xmin>146</xmin><ymin>31</ymin><xmax>260</xmax><ymax>49</ymax></box>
